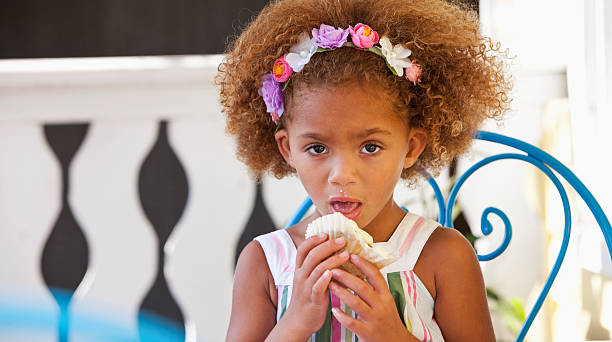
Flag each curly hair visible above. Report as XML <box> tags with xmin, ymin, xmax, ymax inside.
<box><xmin>216</xmin><ymin>0</ymin><xmax>512</xmax><ymax>182</ymax></box>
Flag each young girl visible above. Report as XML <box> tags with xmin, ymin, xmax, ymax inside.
<box><xmin>217</xmin><ymin>0</ymin><xmax>511</xmax><ymax>341</ymax></box>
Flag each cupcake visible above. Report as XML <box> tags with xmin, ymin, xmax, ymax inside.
<box><xmin>305</xmin><ymin>212</ymin><xmax>398</xmax><ymax>279</ymax></box>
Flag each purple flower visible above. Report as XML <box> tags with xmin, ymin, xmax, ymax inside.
<box><xmin>258</xmin><ymin>73</ymin><xmax>284</xmax><ymax>122</ymax></box>
<box><xmin>312</xmin><ymin>24</ymin><xmax>349</xmax><ymax>49</ymax></box>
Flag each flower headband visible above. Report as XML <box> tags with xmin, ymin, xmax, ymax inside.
<box><xmin>258</xmin><ymin>23</ymin><xmax>423</xmax><ymax>125</ymax></box>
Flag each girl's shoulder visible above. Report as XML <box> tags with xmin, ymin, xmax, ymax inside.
<box><xmin>417</xmin><ymin>227</ymin><xmax>496</xmax><ymax>340</ymax></box>
<box><xmin>424</xmin><ymin>226</ymin><xmax>476</xmax><ymax>267</ymax></box>
<box><xmin>236</xmin><ymin>239</ymin><xmax>277</xmax><ymax>298</ymax></box>
<box><xmin>415</xmin><ymin>226</ymin><xmax>481</xmax><ymax>300</ymax></box>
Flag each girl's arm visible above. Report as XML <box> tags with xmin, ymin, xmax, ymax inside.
<box><xmin>226</xmin><ymin>235</ymin><xmax>350</xmax><ymax>342</ymax></box>
<box><xmin>226</xmin><ymin>240</ymin><xmax>278</xmax><ymax>342</ymax></box>
<box><xmin>429</xmin><ymin>228</ymin><xmax>496</xmax><ymax>342</ymax></box>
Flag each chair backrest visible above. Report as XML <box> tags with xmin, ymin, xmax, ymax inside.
<box><xmin>286</xmin><ymin>130</ymin><xmax>612</xmax><ymax>342</ymax></box>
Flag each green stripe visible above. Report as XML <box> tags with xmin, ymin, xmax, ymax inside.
<box><xmin>387</xmin><ymin>272</ymin><xmax>411</xmax><ymax>332</ymax></box>
<box><xmin>344</xmin><ymin>303</ymin><xmax>353</xmax><ymax>342</ymax></box>
<box><xmin>315</xmin><ymin>293</ymin><xmax>332</xmax><ymax>342</ymax></box>
<box><xmin>279</xmin><ymin>286</ymin><xmax>289</xmax><ymax>319</ymax></box>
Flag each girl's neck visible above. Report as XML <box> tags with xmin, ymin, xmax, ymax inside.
<box><xmin>361</xmin><ymin>199</ymin><xmax>407</xmax><ymax>243</ymax></box>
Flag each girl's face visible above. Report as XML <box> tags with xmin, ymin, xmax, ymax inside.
<box><xmin>275</xmin><ymin>82</ymin><xmax>427</xmax><ymax>232</ymax></box>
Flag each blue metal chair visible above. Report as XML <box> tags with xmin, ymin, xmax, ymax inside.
<box><xmin>286</xmin><ymin>130</ymin><xmax>612</xmax><ymax>342</ymax></box>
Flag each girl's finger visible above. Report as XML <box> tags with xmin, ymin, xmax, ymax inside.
<box><xmin>331</xmin><ymin>306</ymin><xmax>367</xmax><ymax>336</ymax></box>
<box><xmin>301</xmin><ymin>236</ymin><xmax>346</xmax><ymax>275</ymax></box>
<box><xmin>330</xmin><ymin>268</ymin><xmax>376</xmax><ymax>308</ymax></box>
<box><xmin>308</xmin><ymin>251</ymin><xmax>350</xmax><ymax>283</ymax></box>
<box><xmin>312</xmin><ymin>269</ymin><xmax>333</xmax><ymax>295</ymax></box>
<box><xmin>329</xmin><ymin>281</ymin><xmax>371</xmax><ymax>318</ymax></box>
<box><xmin>296</xmin><ymin>233</ymin><xmax>328</xmax><ymax>268</ymax></box>
<box><xmin>349</xmin><ymin>254</ymin><xmax>389</xmax><ymax>294</ymax></box>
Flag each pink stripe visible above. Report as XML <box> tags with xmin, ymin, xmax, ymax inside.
<box><xmin>409</xmin><ymin>271</ymin><xmax>417</xmax><ymax>308</ymax></box>
<box><xmin>271</xmin><ymin>233</ymin><xmax>295</xmax><ymax>272</ymax></box>
<box><xmin>409</xmin><ymin>272</ymin><xmax>434</xmax><ymax>342</ymax></box>
<box><xmin>403</xmin><ymin>271</ymin><xmax>412</xmax><ymax>302</ymax></box>
<box><xmin>420</xmin><ymin>321</ymin><xmax>430</xmax><ymax>342</ymax></box>
<box><xmin>331</xmin><ymin>292</ymin><xmax>341</xmax><ymax>341</ymax></box>
<box><xmin>422</xmin><ymin>317</ymin><xmax>433</xmax><ymax>342</ymax></box>
<box><xmin>399</xmin><ymin>217</ymin><xmax>425</xmax><ymax>257</ymax></box>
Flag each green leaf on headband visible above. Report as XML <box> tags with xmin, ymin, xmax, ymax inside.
<box><xmin>367</xmin><ymin>46</ymin><xmax>384</xmax><ymax>57</ymax></box>
<box><xmin>384</xmin><ymin>59</ymin><xmax>399</xmax><ymax>76</ymax></box>
<box><xmin>344</xmin><ymin>42</ymin><xmax>355</xmax><ymax>48</ymax></box>
<box><xmin>274</xmin><ymin>122</ymin><xmax>285</xmax><ymax>134</ymax></box>
<box><xmin>316</xmin><ymin>47</ymin><xmax>334</xmax><ymax>53</ymax></box>
<box><xmin>282</xmin><ymin>78</ymin><xmax>291</xmax><ymax>91</ymax></box>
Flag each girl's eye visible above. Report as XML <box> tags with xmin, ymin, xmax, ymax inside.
<box><xmin>307</xmin><ymin>145</ymin><xmax>327</xmax><ymax>155</ymax></box>
<box><xmin>361</xmin><ymin>143</ymin><xmax>381</xmax><ymax>154</ymax></box>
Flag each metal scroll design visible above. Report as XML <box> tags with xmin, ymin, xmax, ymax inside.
<box><xmin>444</xmin><ymin>130</ymin><xmax>612</xmax><ymax>342</ymax></box>
<box><xmin>286</xmin><ymin>130</ymin><xmax>612</xmax><ymax>342</ymax></box>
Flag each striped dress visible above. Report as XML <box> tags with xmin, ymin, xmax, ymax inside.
<box><xmin>254</xmin><ymin>212</ymin><xmax>444</xmax><ymax>342</ymax></box>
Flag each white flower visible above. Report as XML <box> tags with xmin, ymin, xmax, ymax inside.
<box><xmin>379</xmin><ymin>36</ymin><xmax>413</xmax><ymax>77</ymax></box>
<box><xmin>285</xmin><ymin>32</ymin><xmax>318</xmax><ymax>72</ymax></box>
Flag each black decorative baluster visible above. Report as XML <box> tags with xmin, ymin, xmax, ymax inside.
<box><xmin>234</xmin><ymin>182</ymin><xmax>276</xmax><ymax>268</ymax></box>
<box><xmin>138</xmin><ymin>120</ymin><xmax>188</xmax><ymax>341</ymax></box>
<box><xmin>40</xmin><ymin>123</ymin><xmax>90</xmax><ymax>342</ymax></box>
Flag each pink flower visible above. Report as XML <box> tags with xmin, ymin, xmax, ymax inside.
<box><xmin>405</xmin><ymin>63</ymin><xmax>422</xmax><ymax>85</ymax></box>
<box><xmin>349</xmin><ymin>24</ymin><xmax>379</xmax><ymax>49</ymax></box>
<box><xmin>272</xmin><ymin>57</ymin><xmax>293</xmax><ymax>82</ymax></box>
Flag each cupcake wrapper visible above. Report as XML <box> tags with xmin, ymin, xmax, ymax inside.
<box><xmin>306</xmin><ymin>213</ymin><xmax>398</xmax><ymax>278</ymax></box>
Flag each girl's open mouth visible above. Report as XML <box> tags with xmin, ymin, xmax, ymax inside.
<box><xmin>329</xmin><ymin>197</ymin><xmax>363</xmax><ymax>220</ymax></box>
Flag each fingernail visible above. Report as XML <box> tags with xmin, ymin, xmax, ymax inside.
<box><xmin>331</xmin><ymin>307</ymin><xmax>340</xmax><ymax>316</ymax></box>
<box><xmin>318</xmin><ymin>233</ymin><xmax>327</xmax><ymax>239</ymax></box>
<box><xmin>339</xmin><ymin>251</ymin><xmax>349</xmax><ymax>258</ymax></box>
<box><xmin>335</xmin><ymin>237</ymin><xmax>345</xmax><ymax>245</ymax></box>
<box><xmin>324</xmin><ymin>269</ymin><xmax>331</xmax><ymax>277</ymax></box>
<box><xmin>351</xmin><ymin>254</ymin><xmax>359</xmax><ymax>262</ymax></box>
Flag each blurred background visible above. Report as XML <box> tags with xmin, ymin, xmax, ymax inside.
<box><xmin>0</xmin><ymin>0</ymin><xmax>611</xmax><ymax>341</ymax></box>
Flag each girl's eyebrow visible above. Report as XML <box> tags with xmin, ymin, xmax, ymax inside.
<box><xmin>298</xmin><ymin>132</ymin><xmax>325</xmax><ymax>140</ymax></box>
<box><xmin>359</xmin><ymin>127</ymin><xmax>392</xmax><ymax>138</ymax></box>
<box><xmin>298</xmin><ymin>128</ymin><xmax>392</xmax><ymax>140</ymax></box>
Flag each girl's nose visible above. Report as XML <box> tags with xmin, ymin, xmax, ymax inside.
<box><xmin>328</xmin><ymin>154</ymin><xmax>358</xmax><ymax>188</ymax></box>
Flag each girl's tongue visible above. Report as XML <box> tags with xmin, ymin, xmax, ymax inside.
<box><xmin>331</xmin><ymin>201</ymin><xmax>360</xmax><ymax>214</ymax></box>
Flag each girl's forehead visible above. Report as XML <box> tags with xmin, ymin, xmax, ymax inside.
<box><xmin>286</xmin><ymin>85</ymin><xmax>408</xmax><ymax>139</ymax></box>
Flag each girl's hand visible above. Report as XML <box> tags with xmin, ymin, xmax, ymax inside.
<box><xmin>329</xmin><ymin>254</ymin><xmax>418</xmax><ymax>342</ymax></box>
<box><xmin>280</xmin><ymin>233</ymin><xmax>350</xmax><ymax>339</ymax></box>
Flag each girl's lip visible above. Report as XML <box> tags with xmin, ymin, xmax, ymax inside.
<box><xmin>329</xmin><ymin>196</ymin><xmax>363</xmax><ymax>220</ymax></box>
<box><xmin>329</xmin><ymin>196</ymin><xmax>361</xmax><ymax>203</ymax></box>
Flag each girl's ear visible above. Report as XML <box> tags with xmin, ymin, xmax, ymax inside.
<box><xmin>403</xmin><ymin>127</ymin><xmax>427</xmax><ymax>169</ymax></box>
<box><xmin>275</xmin><ymin>129</ymin><xmax>295</xmax><ymax>168</ymax></box>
